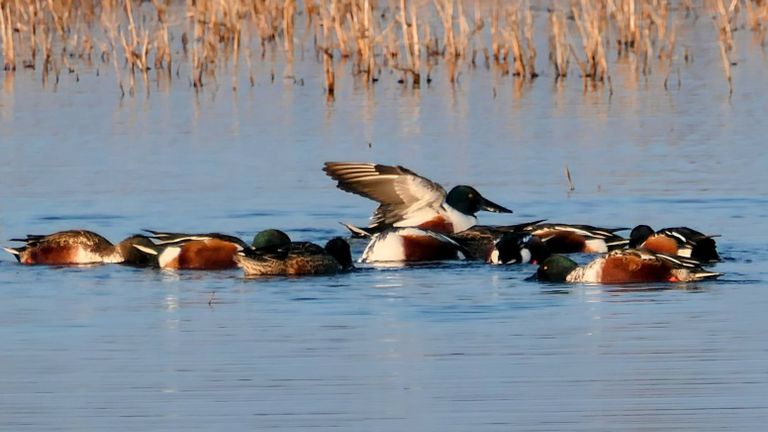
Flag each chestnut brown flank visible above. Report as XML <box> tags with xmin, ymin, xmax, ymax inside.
<box><xmin>642</xmin><ymin>235</ymin><xmax>679</xmax><ymax>255</ymax></box>
<box><xmin>601</xmin><ymin>255</ymin><xmax>672</xmax><ymax>283</ymax></box>
<box><xmin>417</xmin><ymin>216</ymin><xmax>454</xmax><ymax>234</ymax></box>
<box><xmin>539</xmin><ymin>231</ymin><xmax>587</xmax><ymax>254</ymax></box>
<box><xmin>177</xmin><ymin>239</ymin><xmax>240</xmax><ymax>270</ymax></box>
<box><xmin>402</xmin><ymin>235</ymin><xmax>459</xmax><ymax>261</ymax></box>
<box><xmin>25</xmin><ymin>245</ymin><xmax>80</xmax><ymax>265</ymax></box>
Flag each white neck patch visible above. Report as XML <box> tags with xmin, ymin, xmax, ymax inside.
<box><xmin>444</xmin><ymin>205</ymin><xmax>477</xmax><ymax>233</ymax></box>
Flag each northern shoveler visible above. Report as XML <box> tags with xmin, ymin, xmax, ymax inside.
<box><xmin>134</xmin><ymin>230</ymin><xmax>251</xmax><ymax>270</ymax></box>
<box><xmin>4</xmin><ymin>230</ymin><xmax>155</xmax><ymax>266</ymax></box>
<box><xmin>359</xmin><ymin>227</ymin><xmax>468</xmax><ymax>263</ymax></box>
<box><xmin>535</xmin><ymin>249</ymin><xmax>722</xmax><ymax>284</ymax></box>
<box><xmin>522</xmin><ymin>223</ymin><xmax>629</xmax><ymax>254</ymax></box>
<box><xmin>447</xmin><ymin>219</ymin><xmax>546</xmax><ymax>261</ymax></box>
<box><xmin>629</xmin><ymin>225</ymin><xmax>720</xmax><ymax>262</ymax></box>
<box><xmin>488</xmin><ymin>232</ymin><xmax>551</xmax><ymax>265</ymax></box>
<box><xmin>234</xmin><ymin>229</ymin><xmax>353</xmax><ymax>276</ymax></box>
<box><xmin>323</xmin><ymin>162</ymin><xmax>512</xmax><ymax>234</ymax></box>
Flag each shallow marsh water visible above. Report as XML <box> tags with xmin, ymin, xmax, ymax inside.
<box><xmin>1</xmin><ymin>23</ymin><xmax>768</xmax><ymax>431</ymax></box>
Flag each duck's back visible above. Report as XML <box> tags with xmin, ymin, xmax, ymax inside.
<box><xmin>14</xmin><ymin>230</ymin><xmax>117</xmax><ymax>265</ymax></box>
<box><xmin>236</xmin><ymin>242</ymin><xmax>340</xmax><ymax>276</ymax></box>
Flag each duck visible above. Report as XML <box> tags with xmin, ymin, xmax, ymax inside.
<box><xmin>522</xmin><ymin>223</ymin><xmax>629</xmax><ymax>254</ymax></box>
<box><xmin>535</xmin><ymin>249</ymin><xmax>722</xmax><ymax>284</ymax></box>
<box><xmin>133</xmin><ymin>230</ymin><xmax>251</xmax><ymax>270</ymax></box>
<box><xmin>4</xmin><ymin>230</ymin><xmax>155</xmax><ymax>266</ymax></box>
<box><xmin>323</xmin><ymin>162</ymin><xmax>512</xmax><ymax>234</ymax></box>
<box><xmin>446</xmin><ymin>219</ymin><xmax>546</xmax><ymax>261</ymax></box>
<box><xmin>234</xmin><ymin>229</ymin><xmax>354</xmax><ymax>276</ymax></box>
<box><xmin>628</xmin><ymin>225</ymin><xmax>720</xmax><ymax>262</ymax></box>
<box><xmin>357</xmin><ymin>227</ymin><xmax>469</xmax><ymax>263</ymax></box>
<box><xmin>488</xmin><ymin>232</ymin><xmax>551</xmax><ymax>265</ymax></box>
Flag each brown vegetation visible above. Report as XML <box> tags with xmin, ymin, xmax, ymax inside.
<box><xmin>0</xmin><ymin>0</ymin><xmax>765</xmax><ymax>97</ymax></box>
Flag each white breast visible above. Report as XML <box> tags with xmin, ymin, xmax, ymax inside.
<box><xmin>158</xmin><ymin>247</ymin><xmax>182</xmax><ymax>268</ymax></box>
<box><xmin>76</xmin><ymin>247</ymin><xmax>114</xmax><ymax>264</ymax></box>
<box><xmin>566</xmin><ymin>258</ymin><xmax>605</xmax><ymax>283</ymax></box>
<box><xmin>361</xmin><ymin>232</ymin><xmax>406</xmax><ymax>263</ymax></box>
<box><xmin>584</xmin><ymin>239</ymin><xmax>609</xmax><ymax>253</ymax></box>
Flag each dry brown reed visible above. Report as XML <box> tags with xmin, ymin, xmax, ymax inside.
<box><xmin>571</xmin><ymin>0</ymin><xmax>609</xmax><ymax>82</ymax></box>
<box><xmin>498</xmin><ymin>3</ymin><xmax>537</xmax><ymax>80</ymax></box>
<box><xmin>0</xmin><ymin>1</ymin><xmax>15</xmax><ymax>71</ymax></box>
<box><xmin>713</xmin><ymin>0</ymin><xmax>738</xmax><ymax>94</ymax></box>
<box><xmin>1</xmin><ymin>0</ymin><xmax>765</xmax><ymax>98</ymax></box>
<box><xmin>317</xmin><ymin>1</ymin><xmax>336</xmax><ymax>99</ymax></box>
<box><xmin>745</xmin><ymin>0</ymin><xmax>768</xmax><ymax>46</ymax></box>
<box><xmin>549</xmin><ymin>8</ymin><xmax>569</xmax><ymax>78</ymax></box>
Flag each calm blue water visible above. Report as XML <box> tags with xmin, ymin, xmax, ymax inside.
<box><xmin>1</xmin><ymin>17</ymin><xmax>767</xmax><ymax>431</ymax></box>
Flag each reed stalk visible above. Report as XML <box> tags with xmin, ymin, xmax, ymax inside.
<box><xmin>1</xmin><ymin>2</ymin><xmax>15</xmax><ymax>71</ymax></box>
<box><xmin>714</xmin><ymin>0</ymin><xmax>736</xmax><ymax>93</ymax></box>
<box><xmin>456</xmin><ymin>0</ymin><xmax>470</xmax><ymax>58</ymax></box>
<box><xmin>397</xmin><ymin>0</ymin><xmax>420</xmax><ymax>86</ymax></box>
<box><xmin>507</xmin><ymin>6</ymin><xmax>525</xmax><ymax>78</ymax></box>
<box><xmin>365</xmin><ymin>0</ymin><xmax>376</xmax><ymax>82</ymax></box>
<box><xmin>549</xmin><ymin>8</ymin><xmax>568</xmax><ymax>78</ymax></box>
<box><xmin>331</xmin><ymin>0</ymin><xmax>349</xmax><ymax>58</ymax></box>
<box><xmin>283</xmin><ymin>0</ymin><xmax>295</xmax><ymax>55</ymax></box>
<box><xmin>745</xmin><ymin>0</ymin><xmax>768</xmax><ymax>46</ymax></box>
<box><xmin>433</xmin><ymin>0</ymin><xmax>456</xmax><ymax>59</ymax></box>
<box><xmin>714</xmin><ymin>0</ymin><xmax>735</xmax><ymax>52</ymax></box>
<box><xmin>318</xmin><ymin>2</ymin><xmax>335</xmax><ymax>100</ymax></box>
<box><xmin>409</xmin><ymin>0</ymin><xmax>421</xmax><ymax>86</ymax></box>
<box><xmin>524</xmin><ymin>7</ymin><xmax>536</xmax><ymax>79</ymax></box>
<box><xmin>718</xmin><ymin>40</ymin><xmax>733</xmax><ymax>94</ymax></box>
<box><xmin>490</xmin><ymin>1</ymin><xmax>500</xmax><ymax>62</ymax></box>
<box><xmin>398</xmin><ymin>0</ymin><xmax>412</xmax><ymax>81</ymax></box>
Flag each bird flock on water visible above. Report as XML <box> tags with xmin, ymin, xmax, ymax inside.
<box><xmin>4</xmin><ymin>162</ymin><xmax>723</xmax><ymax>284</ymax></box>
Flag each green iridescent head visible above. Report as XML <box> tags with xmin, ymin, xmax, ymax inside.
<box><xmin>252</xmin><ymin>229</ymin><xmax>291</xmax><ymax>250</ymax></box>
<box><xmin>536</xmin><ymin>255</ymin><xmax>578</xmax><ymax>282</ymax></box>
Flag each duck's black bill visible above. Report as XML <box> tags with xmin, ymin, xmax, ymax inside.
<box><xmin>479</xmin><ymin>197</ymin><xmax>513</xmax><ymax>213</ymax></box>
<box><xmin>524</xmin><ymin>273</ymin><xmax>539</xmax><ymax>282</ymax></box>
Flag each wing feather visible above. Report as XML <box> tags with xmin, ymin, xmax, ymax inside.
<box><xmin>323</xmin><ymin>162</ymin><xmax>446</xmax><ymax>227</ymax></box>
<box><xmin>526</xmin><ymin>223</ymin><xmax>628</xmax><ymax>239</ymax></box>
<box><xmin>144</xmin><ymin>230</ymin><xmax>249</xmax><ymax>249</ymax></box>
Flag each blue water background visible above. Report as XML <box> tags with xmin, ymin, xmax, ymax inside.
<box><xmin>1</xmin><ymin>16</ymin><xmax>767</xmax><ymax>431</ymax></box>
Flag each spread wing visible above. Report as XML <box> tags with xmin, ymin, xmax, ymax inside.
<box><xmin>323</xmin><ymin>162</ymin><xmax>447</xmax><ymax>228</ymax></box>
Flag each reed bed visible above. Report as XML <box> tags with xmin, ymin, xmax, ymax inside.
<box><xmin>0</xmin><ymin>0</ymin><xmax>766</xmax><ymax>97</ymax></box>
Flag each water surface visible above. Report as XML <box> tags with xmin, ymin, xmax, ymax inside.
<box><xmin>1</xmin><ymin>20</ymin><xmax>767</xmax><ymax>431</ymax></box>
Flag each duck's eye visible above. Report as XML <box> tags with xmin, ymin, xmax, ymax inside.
<box><xmin>468</xmin><ymin>193</ymin><xmax>475</xmax><ymax>199</ymax></box>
